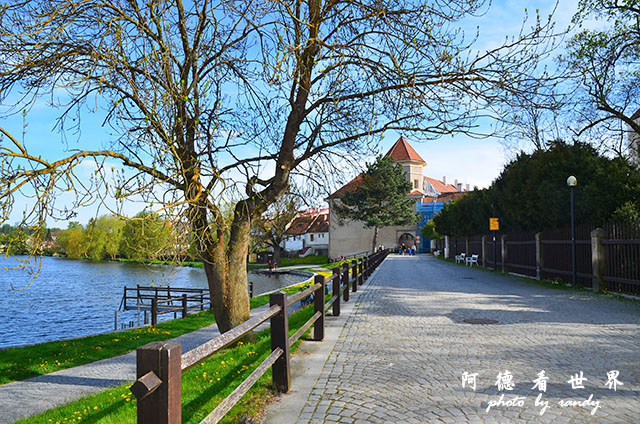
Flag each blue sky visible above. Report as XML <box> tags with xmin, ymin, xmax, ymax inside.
<box><xmin>1</xmin><ymin>0</ymin><xmax>579</xmax><ymax>227</ymax></box>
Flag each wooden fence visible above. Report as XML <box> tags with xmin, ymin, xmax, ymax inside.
<box><xmin>129</xmin><ymin>249</ymin><xmax>389</xmax><ymax>423</ymax></box>
<box><xmin>440</xmin><ymin>222</ymin><xmax>640</xmax><ymax>296</ymax></box>
<box><xmin>602</xmin><ymin>222</ymin><xmax>640</xmax><ymax>296</ymax></box>
<box><xmin>119</xmin><ymin>286</ymin><xmax>212</xmax><ymax>327</ymax></box>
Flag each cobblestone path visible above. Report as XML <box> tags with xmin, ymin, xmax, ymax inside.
<box><xmin>289</xmin><ymin>255</ymin><xmax>640</xmax><ymax>423</ymax></box>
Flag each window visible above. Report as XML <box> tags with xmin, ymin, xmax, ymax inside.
<box><xmin>310</xmin><ymin>234</ymin><xmax>314</xmax><ymax>241</ymax></box>
<box><xmin>414</xmin><ymin>179</ymin><xmax>418</xmax><ymax>188</ymax></box>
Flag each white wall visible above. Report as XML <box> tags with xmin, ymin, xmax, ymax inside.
<box><xmin>282</xmin><ymin>235</ymin><xmax>304</xmax><ymax>252</ymax></box>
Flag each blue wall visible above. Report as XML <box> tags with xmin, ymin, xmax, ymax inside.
<box><xmin>416</xmin><ymin>200</ymin><xmax>447</xmax><ymax>253</ymax></box>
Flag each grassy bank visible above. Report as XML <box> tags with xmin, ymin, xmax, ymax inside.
<box><xmin>1</xmin><ymin>254</ymin><xmax>358</xmax><ymax>385</ymax></box>
<box><xmin>0</xmin><ymin>280</ymin><xmax>313</xmax><ymax>385</ymax></box>
<box><xmin>14</xmin><ymin>305</ymin><xmax>318</xmax><ymax>424</ymax></box>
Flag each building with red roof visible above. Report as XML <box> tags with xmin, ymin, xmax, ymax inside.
<box><xmin>282</xmin><ymin>208</ymin><xmax>329</xmax><ymax>256</ymax></box>
<box><xmin>329</xmin><ymin>137</ymin><xmax>469</xmax><ymax>258</ymax></box>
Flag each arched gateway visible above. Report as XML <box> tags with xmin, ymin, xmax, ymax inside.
<box><xmin>398</xmin><ymin>232</ymin><xmax>415</xmax><ymax>248</ymax></box>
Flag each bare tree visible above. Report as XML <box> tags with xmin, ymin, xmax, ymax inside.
<box><xmin>563</xmin><ymin>0</ymin><xmax>640</xmax><ymax>158</ymax></box>
<box><xmin>0</xmin><ymin>0</ymin><xmax>558</xmax><ymax>332</ymax></box>
<box><xmin>252</xmin><ymin>190</ymin><xmax>303</xmax><ymax>264</ymax></box>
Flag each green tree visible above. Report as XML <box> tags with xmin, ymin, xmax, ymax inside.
<box><xmin>0</xmin><ymin>1</ymin><xmax>557</xmax><ymax>332</ymax></box>
<box><xmin>56</xmin><ymin>222</ymin><xmax>87</xmax><ymax>259</ymax></box>
<box><xmin>334</xmin><ymin>156</ymin><xmax>417</xmax><ymax>250</ymax></box>
<box><xmin>86</xmin><ymin>215</ymin><xmax>125</xmax><ymax>260</ymax></box>
<box><xmin>613</xmin><ymin>201</ymin><xmax>640</xmax><ymax>223</ymax></box>
<box><xmin>3</xmin><ymin>227</ymin><xmax>30</xmax><ymax>255</ymax></box>
<box><xmin>120</xmin><ymin>211</ymin><xmax>171</xmax><ymax>262</ymax></box>
<box><xmin>435</xmin><ymin>140</ymin><xmax>640</xmax><ymax>235</ymax></box>
<box><xmin>420</xmin><ymin>219</ymin><xmax>441</xmax><ymax>246</ymax></box>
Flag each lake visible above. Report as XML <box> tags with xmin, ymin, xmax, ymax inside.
<box><xmin>0</xmin><ymin>256</ymin><xmax>308</xmax><ymax>349</ymax></box>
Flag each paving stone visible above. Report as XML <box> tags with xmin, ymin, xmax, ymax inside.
<box><xmin>268</xmin><ymin>255</ymin><xmax>640</xmax><ymax>423</ymax></box>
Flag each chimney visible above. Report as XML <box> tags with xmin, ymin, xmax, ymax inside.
<box><xmin>454</xmin><ymin>178</ymin><xmax>458</xmax><ymax>187</ymax></box>
<box><xmin>466</xmin><ymin>184</ymin><xmax>470</xmax><ymax>192</ymax></box>
<box><xmin>442</xmin><ymin>176</ymin><xmax>446</xmax><ymax>185</ymax></box>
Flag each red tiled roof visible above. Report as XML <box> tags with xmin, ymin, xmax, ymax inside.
<box><xmin>285</xmin><ymin>215</ymin><xmax>315</xmax><ymax>236</ymax></box>
<box><xmin>328</xmin><ymin>174</ymin><xmax>364</xmax><ymax>199</ymax></box>
<box><xmin>285</xmin><ymin>209</ymin><xmax>329</xmax><ymax>235</ymax></box>
<box><xmin>423</xmin><ymin>176</ymin><xmax>458</xmax><ymax>194</ymax></box>
<box><xmin>330</xmin><ymin>137</ymin><xmax>435</xmax><ymax>199</ymax></box>
<box><xmin>384</xmin><ymin>137</ymin><xmax>426</xmax><ymax>165</ymax></box>
<box><xmin>308</xmin><ymin>213</ymin><xmax>329</xmax><ymax>233</ymax></box>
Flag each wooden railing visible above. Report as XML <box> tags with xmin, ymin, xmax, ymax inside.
<box><xmin>328</xmin><ymin>250</ymin><xmax>371</xmax><ymax>263</ymax></box>
<box><xmin>129</xmin><ymin>249</ymin><xmax>389</xmax><ymax>423</ymax></box>
<box><xmin>120</xmin><ymin>286</ymin><xmax>212</xmax><ymax>326</ymax></box>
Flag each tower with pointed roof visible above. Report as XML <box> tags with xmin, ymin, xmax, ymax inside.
<box><xmin>384</xmin><ymin>136</ymin><xmax>427</xmax><ymax>193</ymax></box>
<box><xmin>328</xmin><ymin>136</ymin><xmax>468</xmax><ymax>258</ymax></box>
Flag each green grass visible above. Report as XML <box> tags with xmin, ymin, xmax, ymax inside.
<box><xmin>0</xmin><ymin>281</ymin><xmax>312</xmax><ymax>385</ymax></box>
<box><xmin>14</xmin><ymin>305</ymin><xmax>318</xmax><ymax>424</ymax></box>
<box><xmin>278</xmin><ymin>255</ymin><xmax>328</xmax><ymax>266</ymax></box>
<box><xmin>0</xmin><ymin>311</ymin><xmax>216</xmax><ymax>385</ymax></box>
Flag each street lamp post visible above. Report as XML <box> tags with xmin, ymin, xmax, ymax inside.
<box><xmin>567</xmin><ymin>176</ymin><xmax>577</xmax><ymax>287</ymax></box>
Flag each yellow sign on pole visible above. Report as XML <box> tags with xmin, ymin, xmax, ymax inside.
<box><xmin>489</xmin><ymin>217</ymin><xmax>499</xmax><ymax>231</ymax></box>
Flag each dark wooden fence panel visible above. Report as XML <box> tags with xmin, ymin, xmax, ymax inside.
<box><xmin>435</xmin><ymin>238</ymin><xmax>444</xmax><ymax>252</ymax></box>
<box><xmin>602</xmin><ymin>222</ymin><xmax>640</xmax><ymax>295</ymax></box>
<box><xmin>469</xmin><ymin>235</ymin><xmax>483</xmax><ymax>260</ymax></box>
<box><xmin>484</xmin><ymin>233</ymin><xmax>503</xmax><ymax>270</ymax></box>
<box><xmin>505</xmin><ymin>231</ymin><xmax>537</xmax><ymax>277</ymax></box>
<box><xmin>541</xmin><ymin>225</ymin><xmax>595</xmax><ymax>288</ymax></box>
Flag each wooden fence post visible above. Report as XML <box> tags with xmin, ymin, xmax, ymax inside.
<box><xmin>332</xmin><ymin>267</ymin><xmax>341</xmax><ymax>317</ymax></box>
<box><xmin>313</xmin><ymin>275</ymin><xmax>325</xmax><ymax>341</ymax></box>
<box><xmin>535</xmin><ymin>232</ymin><xmax>543</xmax><ymax>280</ymax></box>
<box><xmin>181</xmin><ymin>294</ymin><xmax>188</xmax><ymax>318</ymax></box>
<box><xmin>501</xmin><ymin>234</ymin><xmax>508</xmax><ymax>273</ymax></box>
<box><xmin>444</xmin><ymin>235</ymin><xmax>450</xmax><ymax>259</ymax></box>
<box><xmin>131</xmin><ymin>341</ymin><xmax>182</xmax><ymax>424</ymax></box>
<box><xmin>151</xmin><ymin>298</ymin><xmax>158</xmax><ymax>326</ymax></box>
<box><xmin>342</xmin><ymin>263</ymin><xmax>350</xmax><ymax>302</ymax></box>
<box><xmin>358</xmin><ymin>259</ymin><xmax>364</xmax><ymax>285</ymax></box>
<box><xmin>269</xmin><ymin>292</ymin><xmax>290</xmax><ymax>392</ymax></box>
<box><xmin>351</xmin><ymin>260</ymin><xmax>358</xmax><ymax>292</ymax></box>
<box><xmin>591</xmin><ymin>228</ymin><xmax>605</xmax><ymax>292</ymax></box>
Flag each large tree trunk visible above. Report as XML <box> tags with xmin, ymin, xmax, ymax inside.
<box><xmin>273</xmin><ymin>244</ymin><xmax>282</xmax><ymax>266</ymax></box>
<box><xmin>202</xmin><ymin>206</ymin><xmax>252</xmax><ymax>333</ymax></box>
